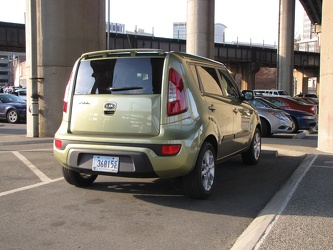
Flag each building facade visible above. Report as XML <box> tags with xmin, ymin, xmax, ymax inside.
<box><xmin>0</xmin><ymin>51</ymin><xmax>26</xmax><ymax>87</ymax></box>
<box><xmin>173</xmin><ymin>22</ymin><xmax>226</xmax><ymax>43</ymax></box>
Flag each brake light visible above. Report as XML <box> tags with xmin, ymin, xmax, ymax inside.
<box><xmin>54</xmin><ymin>139</ymin><xmax>63</xmax><ymax>149</ymax></box>
<box><xmin>161</xmin><ymin>145</ymin><xmax>181</xmax><ymax>155</ymax></box>
<box><xmin>63</xmin><ymin>71</ymin><xmax>73</xmax><ymax>113</ymax></box>
<box><xmin>167</xmin><ymin>68</ymin><xmax>187</xmax><ymax>116</ymax></box>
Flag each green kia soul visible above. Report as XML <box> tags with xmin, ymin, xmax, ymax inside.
<box><xmin>53</xmin><ymin>49</ymin><xmax>261</xmax><ymax>199</ymax></box>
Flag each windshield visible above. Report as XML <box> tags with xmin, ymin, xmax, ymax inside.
<box><xmin>255</xmin><ymin>98</ymin><xmax>281</xmax><ymax>109</ymax></box>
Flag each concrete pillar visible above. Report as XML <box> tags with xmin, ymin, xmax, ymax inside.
<box><xmin>25</xmin><ymin>0</ymin><xmax>105</xmax><ymax>137</ymax></box>
<box><xmin>318</xmin><ymin>0</ymin><xmax>333</xmax><ymax>153</ymax></box>
<box><xmin>293</xmin><ymin>69</ymin><xmax>303</xmax><ymax>95</ymax></box>
<box><xmin>277</xmin><ymin>0</ymin><xmax>295</xmax><ymax>95</ymax></box>
<box><xmin>186</xmin><ymin>0</ymin><xmax>215</xmax><ymax>59</ymax></box>
<box><xmin>227</xmin><ymin>63</ymin><xmax>259</xmax><ymax>90</ymax></box>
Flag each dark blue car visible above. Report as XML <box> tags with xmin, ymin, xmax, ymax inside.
<box><xmin>254</xmin><ymin>97</ymin><xmax>317</xmax><ymax>132</ymax></box>
<box><xmin>0</xmin><ymin>94</ymin><xmax>26</xmax><ymax>123</ymax></box>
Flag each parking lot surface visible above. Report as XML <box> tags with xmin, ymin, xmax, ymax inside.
<box><xmin>1</xmin><ymin>123</ymin><xmax>333</xmax><ymax>250</ymax></box>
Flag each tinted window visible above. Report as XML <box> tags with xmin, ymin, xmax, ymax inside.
<box><xmin>196</xmin><ymin>66</ymin><xmax>223</xmax><ymax>96</ymax></box>
<box><xmin>74</xmin><ymin>57</ymin><xmax>164</xmax><ymax>95</ymax></box>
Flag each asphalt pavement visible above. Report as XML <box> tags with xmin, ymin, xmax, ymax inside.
<box><xmin>1</xmin><ymin>123</ymin><xmax>333</xmax><ymax>250</ymax></box>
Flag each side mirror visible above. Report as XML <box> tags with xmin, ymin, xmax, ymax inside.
<box><xmin>242</xmin><ymin>90</ymin><xmax>254</xmax><ymax>100</ymax></box>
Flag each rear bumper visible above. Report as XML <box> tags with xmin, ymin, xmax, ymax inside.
<box><xmin>54</xmin><ymin>139</ymin><xmax>198</xmax><ymax>178</ymax></box>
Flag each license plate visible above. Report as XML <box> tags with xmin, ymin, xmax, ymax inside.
<box><xmin>92</xmin><ymin>155</ymin><xmax>119</xmax><ymax>173</ymax></box>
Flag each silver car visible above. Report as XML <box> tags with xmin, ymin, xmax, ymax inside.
<box><xmin>248</xmin><ymin>98</ymin><xmax>294</xmax><ymax>137</ymax></box>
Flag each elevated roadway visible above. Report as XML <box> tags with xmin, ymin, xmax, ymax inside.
<box><xmin>0</xmin><ymin>21</ymin><xmax>319</xmax><ymax>71</ymax></box>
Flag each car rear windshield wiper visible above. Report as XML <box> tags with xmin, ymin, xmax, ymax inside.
<box><xmin>109</xmin><ymin>86</ymin><xmax>143</xmax><ymax>92</ymax></box>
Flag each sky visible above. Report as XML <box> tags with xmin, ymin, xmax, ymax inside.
<box><xmin>0</xmin><ymin>0</ymin><xmax>305</xmax><ymax>45</ymax></box>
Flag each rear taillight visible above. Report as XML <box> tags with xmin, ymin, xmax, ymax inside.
<box><xmin>63</xmin><ymin>72</ymin><xmax>73</xmax><ymax>113</ymax></box>
<box><xmin>54</xmin><ymin>139</ymin><xmax>63</xmax><ymax>149</ymax></box>
<box><xmin>167</xmin><ymin>68</ymin><xmax>187</xmax><ymax>116</ymax></box>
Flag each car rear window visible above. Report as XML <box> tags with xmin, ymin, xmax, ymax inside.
<box><xmin>74</xmin><ymin>57</ymin><xmax>164</xmax><ymax>95</ymax></box>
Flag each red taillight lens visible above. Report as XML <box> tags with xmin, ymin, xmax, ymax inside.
<box><xmin>63</xmin><ymin>101</ymin><xmax>68</xmax><ymax>113</ymax></box>
<box><xmin>63</xmin><ymin>71</ymin><xmax>73</xmax><ymax>113</ymax></box>
<box><xmin>54</xmin><ymin>139</ymin><xmax>63</xmax><ymax>149</ymax></box>
<box><xmin>161</xmin><ymin>145</ymin><xmax>181</xmax><ymax>155</ymax></box>
<box><xmin>167</xmin><ymin>68</ymin><xmax>187</xmax><ymax>116</ymax></box>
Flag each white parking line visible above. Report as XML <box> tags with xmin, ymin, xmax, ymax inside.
<box><xmin>12</xmin><ymin>151</ymin><xmax>52</xmax><ymax>182</ymax></box>
<box><xmin>0</xmin><ymin>177</ymin><xmax>64</xmax><ymax>197</ymax></box>
<box><xmin>230</xmin><ymin>154</ymin><xmax>318</xmax><ymax>250</ymax></box>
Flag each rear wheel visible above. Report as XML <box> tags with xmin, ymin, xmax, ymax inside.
<box><xmin>241</xmin><ymin>128</ymin><xmax>261</xmax><ymax>165</ymax></box>
<box><xmin>183</xmin><ymin>142</ymin><xmax>216</xmax><ymax>199</ymax></box>
<box><xmin>62</xmin><ymin>167</ymin><xmax>98</xmax><ymax>187</ymax></box>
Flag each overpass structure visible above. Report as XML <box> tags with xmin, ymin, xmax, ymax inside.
<box><xmin>0</xmin><ymin>21</ymin><xmax>320</xmax><ymax>90</ymax></box>
<box><xmin>0</xmin><ymin>21</ymin><xmax>320</xmax><ymax>70</ymax></box>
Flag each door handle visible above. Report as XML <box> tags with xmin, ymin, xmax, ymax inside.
<box><xmin>233</xmin><ymin>108</ymin><xmax>238</xmax><ymax>114</ymax></box>
<box><xmin>208</xmin><ymin>104</ymin><xmax>216</xmax><ymax>111</ymax></box>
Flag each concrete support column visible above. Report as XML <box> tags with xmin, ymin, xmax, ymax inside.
<box><xmin>186</xmin><ymin>0</ymin><xmax>215</xmax><ymax>59</ymax></box>
<box><xmin>277</xmin><ymin>0</ymin><xmax>295</xmax><ymax>95</ymax></box>
<box><xmin>293</xmin><ymin>69</ymin><xmax>303</xmax><ymax>94</ymax></box>
<box><xmin>25</xmin><ymin>0</ymin><xmax>105</xmax><ymax>137</ymax></box>
<box><xmin>318</xmin><ymin>0</ymin><xmax>333</xmax><ymax>153</ymax></box>
<box><xmin>227</xmin><ymin>63</ymin><xmax>259</xmax><ymax>90</ymax></box>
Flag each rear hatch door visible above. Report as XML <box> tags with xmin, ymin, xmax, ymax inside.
<box><xmin>69</xmin><ymin>54</ymin><xmax>165</xmax><ymax>136</ymax></box>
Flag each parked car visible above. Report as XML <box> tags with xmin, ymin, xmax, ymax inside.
<box><xmin>0</xmin><ymin>94</ymin><xmax>26</xmax><ymax>123</ymax></box>
<box><xmin>53</xmin><ymin>49</ymin><xmax>262</xmax><ymax>199</ymax></box>
<box><xmin>247</xmin><ymin>98</ymin><xmax>294</xmax><ymax>137</ymax></box>
<box><xmin>293</xmin><ymin>96</ymin><xmax>318</xmax><ymax>105</ymax></box>
<box><xmin>294</xmin><ymin>93</ymin><xmax>318</xmax><ymax>102</ymax></box>
<box><xmin>254</xmin><ymin>89</ymin><xmax>290</xmax><ymax>97</ymax></box>
<box><xmin>256</xmin><ymin>97</ymin><xmax>317</xmax><ymax>133</ymax></box>
<box><xmin>12</xmin><ymin>88</ymin><xmax>27</xmax><ymax>101</ymax></box>
<box><xmin>262</xmin><ymin>96</ymin><xmax>318</xmax><ymax>115</ymax></box>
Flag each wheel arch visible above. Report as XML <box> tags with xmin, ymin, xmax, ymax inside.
<box><xmin>203</xmin><ymin>134</ymin><xmax>218</xmax><ymax>156</ymax></box>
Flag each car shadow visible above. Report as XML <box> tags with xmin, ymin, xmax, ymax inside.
<box><xmin>86</xmin><ymin>153</ymin><xmax>305</xmax><ymax>217</ymax></box>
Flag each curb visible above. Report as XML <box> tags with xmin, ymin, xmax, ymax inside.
<box><xmin>0</xmin><ymin>138</ymin><xmax>53</xmax><ymax>146</ymax></box>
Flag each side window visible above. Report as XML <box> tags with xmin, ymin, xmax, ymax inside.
<box><xmin>196</xmin><ymin>66</ymin><xmax>223</xmax><ymax>96</ymax></box>
<box><xmin>189</xmin><ymin>64</ymin><xmax>200</xmax><ymax>91</ymax></box>
<box><xmin>218</xmin><ymin>69</ymin><xmax>239</xmax><ymax>98</ymax></box>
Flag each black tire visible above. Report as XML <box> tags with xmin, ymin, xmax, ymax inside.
<box><xmin>62</xmin><ymin>167</ymin><xmax>98</xmax><ymax>187</ymax></box>
<box><xmin>7</xmin><ymin>109</ymin><xmax>19</xmax><ymax>123</ymax></box>
<box><xmin>291</xmin><ymin>117</ymin><xmax>299</xmax><ymax>133</ymax></box>
<box><xmin>182</xmin><ymin>142</ymin><xmax>216</xmax><ymax>199</ymax></box>
<box><xmin>241</xmin><ymin>128</ymin><xmax>261</xmax><ymax>165</ymax></box>
<box><xmin>260</xmin><ymin>118</ymin><xmax>270</xmax><ymax>137</ymax></box>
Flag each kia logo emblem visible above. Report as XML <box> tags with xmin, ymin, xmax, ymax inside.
<box><xmin>104</xmin><ymin>103</ymin><xmax>116</xmax><ymax>110</ymax></box>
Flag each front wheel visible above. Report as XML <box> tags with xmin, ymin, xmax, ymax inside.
<box><xmin>182</xmin><ymin>142</ymin><xmax>216</xmax><ymax>199</ymax></box>
<box><xmin>291</xmin><ymin>117</ymin><xmax>299</xmax><ymax>133</ymax></box>
<box><xmin>62</xmin><ymin>167</ymin><xmax>98</xmax><ymax>187</ymax></box>
<box><xmin>241</xmin><ymin>128</ymin><xmax>261</xmax><ymax>165</ymax></box>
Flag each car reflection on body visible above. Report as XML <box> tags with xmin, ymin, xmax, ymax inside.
<box><xmin>0</xmin><ymin>94</ymin><xmax>26</xmax><ymax>123</ymax></box>
<box><xmin>255</xmin><ymin>97</ymin><xmax>317</xmax><ymax>133</ymax></box>
<box><xmin>248</xmin><ymin>98</ymin><xmax>294</xmax><ymax>137</ymax></box>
